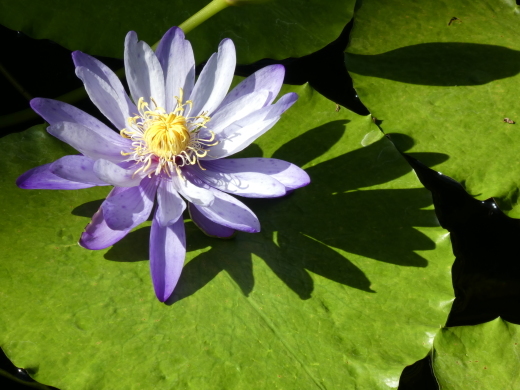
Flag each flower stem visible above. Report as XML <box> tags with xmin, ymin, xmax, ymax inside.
<box><xmin>153</xmin><ymin>0</ymin><xmax>230</xmax><ymax>50</ymax></box>
<box><xmin>0</xmin><ymin>0</ymin><xmax>231</xmax><ymax>130</ymax></box>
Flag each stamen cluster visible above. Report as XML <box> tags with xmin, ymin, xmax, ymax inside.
<box><xmin>121</xmin><ymin>91</ymin><xmax>217</xmax><ymax>176</ymax></box>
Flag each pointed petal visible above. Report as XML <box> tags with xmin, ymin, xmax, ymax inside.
<box><xmin>192</xmin><ymin>188</ymin><xmax>260</xmax><ymax>233</ymax></box>
<box><xmin>188</xmin><ymin>203</ymin><xmax>235</xmax><ymax>238</ymax></box>
<box><xmin>47</xmin><ymin>122</ymin><xmax>129</xmax><ymax>162</ymax></box>
<box><xmin>172</xmin><ymin>173</ymin><xmax>214</xmax><ymax>206</ymax></box>
<box><xmin>188</xmin><ymin>164</ymin><xmax>286</xmax><ymax>198</ymax></box>
<box><xmin>75</xmin><ymin>66</ymin><xmax>131</xmax><ymax>131</ymax></box>
<box><xmin>156</xmin><ymin>179</ymin><xmax>186</xmax><ymax>227</ymax></box>
<box><xmin>155</xmin><ymin>27</ymin><xmax>195</xmax><ymax>112</ymax></box>
<box><xmin>93</xmin><ymin>159</ymin><xmax>146</xmax><ymax>187</ymax></box>
<box><xmin>203</xmin><ymin>158</ymin><xmax>310</xmax><ymax>191</ymax></box>
<box><xmin>150</xmin><ymin>212</ymin><xmax>186</xmax><ymax>302</ymax></box>
<box><xmin>217</xmin><ymin>64</ymin><xmax>285</xmax><ymax>109</ymax></box>
<box><xmin>205</xmin><ymin>117</ymin><xmax>279</xmax><ymax>160</ymax></box>
<box><xmin>73</xmin><ymin>51</ymin><xmax>136</xmax><ymax>125</ymax></box>
<box><xmin>50</xmin><ymin>155</ymin><xmax>109</xmax><ymax>185</ymax></box>
<box><xmin>202</xmin><ymin>90</ymin><xmax>269</xmax><ymax>137</ymax></box>
<box><xmin>16</xmin><ymin>163</ymin><xmax>95</xmax><ymax>190</ymax></box>
<box><xmin>204</xmin><ymin>92</ymin><xmax>298</xmax><ymax>160</ymax></box>
<box><xmin>124</xmin><ymin>31</ymin><xmax>165</xmax><ymax>108</ymax></box>
<box><xmin>79</xmin><ymin>199</ymin><xmax>131</xmax><ymax>250</ymax></box>
<box><xmin>189</xmin><ymin>39</ymin><xmax>236</xmax><ymax>116</ymax></box>
<box><xmin>102</xmin><ymin>176</ymin><xmax>157</xmax><ymax>230</ymax></box>
<box><xmin>29</xmin><ymin>98</ymin><xmax>128</xmax><ymax>147</ymax></box>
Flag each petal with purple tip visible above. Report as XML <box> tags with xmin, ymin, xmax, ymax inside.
<box><xmin>156</xmin><ymin>179</ymin><xmax>186</xmax><ymax>227</ymax></box>
<box><xmin>73</xmin><ymin>52</ymin><xmax>136</xmax><ymax>126</ymax></box>
<box><xmin>202</xmin><ymin>90</ymin><xmax>269</xmax><ymax>138</ymax></box>
<box><xmin>75</xmin><ymin>66</ymin><xmax>133</xmax><ymax>131</ymax></box>
<box><xmin>187</xmin><ymin>165</ymin><xmax>286</xmax><ymax>198</ymax></box>
<box><xmin>102</xmin><ymin>176</ymin><xmax>157</xmax><ymax>231</ymax></box>
<box><xmin>124</xmin><ymin>31</ymin><xmax>165</xmax><ymax>108</ymax></box>
<box><xmin>217</xmin><ymin>64</ymin><xmax>285</xmax><ymax>109</ymax></box>
<box><xmin>150</xmin><ymin>211</ymin><xmax>186</xmax><ymax>302</ymax></box>
<box><xmin>79</xmin><ymin>198</ymin><xmax>131</xmax><ymax>250</ymax></box>
<box><xmin>203</xmin><ymin>158</ymin><xmax>310</xmax><ymax>191</ymax></box>
<box><xmin>29</xmin><ymin>98</ymin><xmax>128</xmax><ymax>147</ymax></box>
<box><xmin>204</xmin><ymin>92</ymin><xmax>298</xmax><ymax>160</ymax></box>
<box><xmin>155</xmin><ymin>27</ymin><xmax>195</xmax><ymax>113</ymax></box>
<box><xmin>189</xmin><ymin>39</ymin><xmax>236</xmax><ymax>116</ymax></box>
<box><xmin>192</xmin><ymin>188</ymin><xmax>260</xmax><ymax>233</ymax></box>
<box><xmin>16</xmin><ymin>163</ymin><xmax>95</xmax><ymax>190</ymax></box>
<box><xmin>47</xmin><ymin>122</ymin><xmax>129</xmax><ymax>162</ymax></box>
<box><xmin>50</xmin><ymin>155</ymin><xmax>109</xmax><ymax>185</ymax></box>
<box><xmin>188</xmin><ymin>203</ymin><xmax>235</xmax><ymax>238</ymax></box>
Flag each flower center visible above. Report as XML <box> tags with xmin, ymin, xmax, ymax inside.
<box><xmin>121</xmin><ymin>91</ymin><xmax>216</xmax><ymax>176</ymax></box>
<box><xmin>142</xmin><ymin>112</ymin><xmax>190</xmax><ymax>158</ymax></box>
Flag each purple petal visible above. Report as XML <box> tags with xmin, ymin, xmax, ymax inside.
<box><xmin>50</xmin><ymin>155</ymin><xmax>109</xmax><ymax>185</ymax></box>
<box><xmin>47</xmin><ymin>122</ymin><xmax>129</xmax><ymax>162</ymax></box>
<box><xmin>203</xmin><ymin>158</ymin><xmax>310</xmax><ymax>191</ymax></box>
<box><xmin>155</xmin><ymin>27</ymin><xmax>195</xmax><ymax>113</ymax></box>
<box><xmin>187</xmin><ymin>164</ymin><xmax>286</xmax><ymax>198</ymax></box>
<box><xmin>189</xmin><ymin>39</ymin><xmax>236</xmax><ymax>116</ymax></box>
<box><xmin>192</xmin><ymin>188</ymin><xmax>260</xmax><ymax>233</ymax></box>
<box><xmin>204</xmin><ymin>92</ymin><xmax>298</xmax><ymax>160</ymax></box>
<box><xmin>75</xmin><ymin>66</ymin><xmax>133</xmax><ymax>131</ymax></box>
<box><xmin>79</xmin><ymin>198</ymin><xmax>131</xmax><ymax>250</ymax></box>
<box><xmin>156</xmin><ymin>178</ymin><xmax>186</xmax><ymax>227</ymax></box>
<box><xmin>150</xmin><ymin>211</ymin><xmax>186</xmax><ymax>302</ymax></box>
<box><xmin>172</xmin><ymin>173</ymin><xmax>214</xmax><ymax>206</ymax></box>
<box><xmin>124</xmin><ymin>31</ymin><xmax>165</xmax><ymax>108</ymax></box>
<box><xmin>201</xmin><ymin>90</ymin><xmax>270</xmax><ymax>138</ymax></box>
<box><xmin>72</xmin><ymin>51</ymin><xmax>137</xmax><ymax>120</ymax></box>
<box><xmin>93</xmin><ymin>159</ymin><xmax>146</xmax><ymax>187</ymax></box>
<box><xmin>217</xmin><ymin>64</ymin><xmax>285</xmax><ymax>109</ymax></box>
<box><xmin>16</xmin><ymin>163</ymin><xmax>95</xmax><ymax>190</ymax></box>
<box><xmin>188</xmin><ymin>203</ymin><xmax>235</xmax><ymax>238</ymax></box>
<box><xmin>29</xmin><ymin>98</ymin><xmax>127</xmax><ymax>147</ymax></box>
<box><xmin>102</xmin><ymin>176</ymin><xmax>157</xmax><ymax>230</ymax></box>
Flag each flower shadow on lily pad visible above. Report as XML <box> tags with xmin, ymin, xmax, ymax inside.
<box><xmin>74</xmin><ymin>119</ymin><xmax>449</xmax><ymax>303</ymax></box>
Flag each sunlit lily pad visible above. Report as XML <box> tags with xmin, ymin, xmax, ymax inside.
<box><xmin>0</xmin><ymin>84</ymin><xmax>453</xmax><ymax>389</ymax></box>
<box><xmin>347</xmin><ymin>0</ymin><xmax>520</xmax><ymax>217</ymax></box>
<box><xmin>433</xmin><ymin>318</ymin><xmax>520</xmax><ymax>389</ymax></box>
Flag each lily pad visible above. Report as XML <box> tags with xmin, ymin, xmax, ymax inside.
<box><xmin>347</xmin><ymin>0</ymin><xmax>520</xmax><ymax>217</ymax></box>
<box><xmin>0</xmin><ymin>84</ymin><xmax>453</xmax><ymax>389</ymax></box>
<box><xmin>432</xmin><ymin>318</ymin><xmax>520</xmax><ymax>389</ymax></box>
<box><xmin>0</xmin><ymin>0</ymin><xmax>354</xmax><ymax>64</ymax></box>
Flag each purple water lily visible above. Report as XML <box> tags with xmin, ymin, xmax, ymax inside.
<box><xmin>17</xmin><ymin>27</ymin><xmax>310</xmax><ymax>302</ymax></box>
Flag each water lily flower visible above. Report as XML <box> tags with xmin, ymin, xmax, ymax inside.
<box><xmin>16</xmin><ymin>27</ymin><xmax>310</xmax><ymax>302</ymax></box>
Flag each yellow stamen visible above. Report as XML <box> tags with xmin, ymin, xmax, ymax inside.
<box><xmin>120</xmin><ymin>90</ymin><xmax>216</xmax><ymax>176</ymax></box>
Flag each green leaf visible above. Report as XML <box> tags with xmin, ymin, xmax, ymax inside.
<box><xmin>432</xmin><ymin>318</ymin><xmax>520</xmax><ymax>389</ymax></box>
<box><xmin>0</xmin><ymin>84</ymin><xmax>453</xmax><ymax>389</ymax></box>
<box><xmin>347</xmin><ymin>0</ymin><xmax>520</xmax><ymax>217</ymax></box>
<box><xmin>0</xmin><ymin>0</ymin><xmax>354</xmax><ymax>64</ymax></box>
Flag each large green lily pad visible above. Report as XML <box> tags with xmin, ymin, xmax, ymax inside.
<box><xmin>0</xmin><ymin>84</ymin><xmax>453</xmax><ymax>389</ymax></box>
<box><xmin>0</xmin><ymin>0</ymin><xmax>354</xmax><ymax>64</ymax></box>
<box><xmin>433</xmin><ymin>318</ymin><xmax>520</xmax><ymax>389</ymax></box>
<box><xmin>347</xmin><ymin>0</ymin><xmax>520</xmax><ymax>217</ymax></box>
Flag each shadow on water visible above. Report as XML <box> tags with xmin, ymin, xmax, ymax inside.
<box><xmin>347</xmin><ymin>43</ymin><xmax>520</xmax><ymax>86</ymax></box>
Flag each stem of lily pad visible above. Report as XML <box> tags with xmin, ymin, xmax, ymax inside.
<box><xmin>0</xmin><ymin>61</ymin><xmax>33</xmax><ymax>101</ymax></box>
<box><xmin>0</xmin><ymin>0</ymin><xmax>231</xmax><ymax>130</ymax></box>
